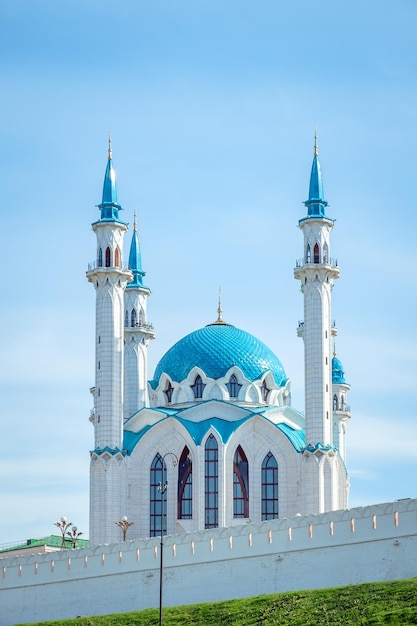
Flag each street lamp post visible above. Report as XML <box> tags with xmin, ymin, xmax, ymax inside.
<box><xmin>115</xmin><ymin>516</ymin><xmax>134</xmax><ymax>541</ymax></box>
<box><xmin>54</xmin><ymin>517</ymin><xmax>73</xmax><ymax>548</ymax></box>
<box><xmin>157</xmin><ymin>452</ymin><xmax>178</xmax><ymax>626</ymax></box>
<box><xmin>66</xmin><ymin>525</ymin><xmax>83</xmax><ymax>549</ymax></box>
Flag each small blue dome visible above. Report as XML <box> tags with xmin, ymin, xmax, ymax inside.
<box><xmin>332</xmin><ymin>356</ymin><xmax>346</xmax><ymax>384</ymax></box>
<box><xmin>152</xmin><ymin>323</ymin><xmax>287</xmax><ymax>387</ymax></box>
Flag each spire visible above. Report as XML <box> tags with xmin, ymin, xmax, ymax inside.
<box><xmin>304</xmin><ymin>130</ymin><xmax>329</xmax><ymax>219</ymax></box>
<box><xmin>213</xmin><ymin>287</ymin><xmax>226</xmax><ymax>324</ymax></box>
<box><xmin>127</xmin><ymin>211</ymin><xmax>148</xmax><ymax>289</ymax></box>
<box><xmin>98</xmin><ymin>134</ymin><xmax>122</xmax><ymax>221</ymax></box>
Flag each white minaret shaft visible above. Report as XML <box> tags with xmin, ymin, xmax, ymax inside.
<box><xmin>294</xmin><ymin>138</ymin><xmax>339</xmax><ymax>447</ymax></box>
<box><xmin>86</xmin><ymin>142</ymin><xmax>132</xmax><ymax>450</ymax></box>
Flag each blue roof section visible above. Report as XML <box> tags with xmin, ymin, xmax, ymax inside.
<box><xmin>151</xmin><ymin>323</ymin><xmax>287</xmax><ymax>387</ymax></box>
<box><xmin>302</xmin><ymin>149</ymin><xmax>331</xmax><ymax>221</ymax></box>
<box><xmin>123</xmin><ymin>411</ymin><xmax>305</xmax><ymax>455</ymax></box>
<box><xmin>332</xmin><ymin>355</ymin><xmax>348</xmax><ymax>385</ymax></box>
<box><xmin>97</xmin><ymin>142</ymin><xmax>124</xmax><ymax>222</ymax></box>
<box><xmin>127</xmin><ymin>226</ymin><xmax>149</xmax><ymax>290</ymax></box>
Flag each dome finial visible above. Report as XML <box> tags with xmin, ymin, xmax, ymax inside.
<box><xmin>213</xmin><ymin>286</ymin><xmax>226</xmax><ymax>324</ymax></box>
<box><xmin>133</xmin><ymin>208</ymin><xmax>137</xmax><ymax>232</ymax></box>
<box><xmin>314</xmin><ymin>127</ymin><xmax>318</xmax><ymax>157</ymax></box>
<box><xmin>108</xmin><ymin>131</ymin><xmax>113</xmax><ymax>161</ymax></box>
<box><xmin>333</xmin><ymin>341</ymin><xmax>337</xmax><ymax>358</ymax></box>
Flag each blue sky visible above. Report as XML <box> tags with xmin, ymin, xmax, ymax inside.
<box><xmin>0</xmin><ymin>0</ymin><xmax>416</xmax><ymax>545</ymax></box>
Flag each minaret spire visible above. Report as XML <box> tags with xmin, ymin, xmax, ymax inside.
<box><xmin>305</xmin><ymin>130</ymin><xmax>328</xmax><ymax>218</ymax></box>
<box><xmin>99</xmin><ymin>136</ymin><xmax>122</xmax><ymax>221</ymax></box>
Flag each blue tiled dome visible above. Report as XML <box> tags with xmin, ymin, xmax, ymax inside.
<box><xmin>332</xmin><ymin>356</ymin><xmax>346</xmax><ymax>384</ymax></box>
<box><xmin>152</xmin><ymin>322</ymin><xmax>287</xmax><ymax>387</ymax></box>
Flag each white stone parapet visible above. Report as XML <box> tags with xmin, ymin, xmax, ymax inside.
<box><xmin>1</xmin><ymin>499</ymin><xmax>416</xmax><ymax>626</ymax></box>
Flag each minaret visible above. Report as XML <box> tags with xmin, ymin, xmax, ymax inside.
<box><xmin>123</xmin><ymin>212</ymin><xmax>155</xmax><ymax>419</ymax></box>
<box><xmin>86</xmin><ymin>138</ymin><xmax>132</xmax><ymax>544</ymax></box>
<box><xmin>331</xmin><ymin>344</ymin><xmax>351</xmax><ymax>462</ymax></box>
<box><xmin>294</xmin><ymin>134</ymin><xmax>340</xmax><ymax>449</ymax></box>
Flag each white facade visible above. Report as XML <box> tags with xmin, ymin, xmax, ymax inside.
<box><xmin>87</xmin><ymin>142</ymin><xmax>351</xmax><ymax>546</ymax></box>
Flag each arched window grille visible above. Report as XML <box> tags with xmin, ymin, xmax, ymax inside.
<box><xmin>191</xmin><ymin>375</ymin><xmax>205</xmax><ymax>399</ymax></box>
<box><xmin>98</xmin><ymin>248</ymin><xmax>103</xmax><ymax>267</ymax></box>
<box><xmin>131</xmin><ymin>308</ymin><xmax>137</xmax><ymax>327</ymax></box>
<box><xmin>261</xmin><ymin>452</ymin><xmax>278</xmax><ymax>520</ymax></box>
<box><xmin>314</xmin><ymin>243</ymin><xmax>320</xmax><ymax>264</ymax></box>
<box><xmin>164</xmin><ymin>381</ymin><xmax>174</xmax><ymax>404</ymax></box>
<box><xmin>150</xmin><ymin>454</ymin><xmax>166</xmax><ymax>537</ymax></box>
<box><xmin>139</xmin><ymin>307</ymin><xmax>145</xmax><ymax>326</ymax></box>
<box><xmin>226</xmin><ymin>374</ymin><xmax>241</xmax><ymax>399</ymax></box>
<box><xmin>178</xmin><ymin>447</ymin><xmax>192</xmax><ymax>519</ymax></box>
<box><xmin>333</xmin><ymin>394</ymin><xmax>338</xmax><ymax>411</ymax></box>
<box><xmin>233</xmin><ymin>446</ymin><xmax>249</xmax><ymax>518</ymax></box>
<box><xmin>323</xmin><ymin>243</ymin><xmax>329</xmax><ymax>264</ymax></box>
<box><xmin>306</xmin><ymin>243</ymin><xmax>311</xmax><ymax>263</ymax></box>
<box><xmin>205</xmin><ymin>434</ymin><xmax>218</xmax><ymax>529</ymax></box>
<box><xmin>105</xmin><ymin>246</ymin><xmax>111</xmax><ymax>267</ymax></box>
<box><xmin>114</xmin><ymin>247</ymin><xmax>120</xmax><ymax>268</ymax></box>
<box><xmin>261</xmin><ymin>379</ymin><xmax>270</xmax><ymax>402</ymax></box>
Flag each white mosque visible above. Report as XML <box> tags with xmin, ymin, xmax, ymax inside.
<box><xmin>86</xmin><ymin>137</ymin><xmax>351</xmax><ymax>547</ymax></box>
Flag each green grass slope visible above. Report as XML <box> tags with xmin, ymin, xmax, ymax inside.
<box><xmin>18</xmin><ymin>578</ymin><xmax>417</xmax><ymax>626</ymax></box>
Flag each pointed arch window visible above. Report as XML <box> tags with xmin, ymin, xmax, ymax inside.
<box><xmin>178</xmin><ymin>447</ymin><xmax>192</xmax><ymax>519</ymax></box>
<box><xmin>150</xmin><ymin>454</ymin><xmax>166</xmax><ymax>537</ymax></box>
<box><xmin>139</xmin><ymin>307</ymin><xmax>145</xmax><ymax>326</ymax></box>
<box><xmin>323</xmin><ymin>243</ymin><xmax>329</xmax><ymax>264</ymax></box>
<box><xmin>114</xmin><ymin>247</ymin><xmax>120</xmax><ymax>268</ymax></box>
<box><xmin>164</xmin><ymin>381</ymin><xmax>174</xmax><ymax>404</ymax></box>
<box><xmin>98</xmin><ymin>248</ymin><xmax>103</xmax><ymax>267</ymax></box>
<box><xmin>124</xmin><ymin>310</ymin><xmax>129</xmax><ymax>328</ymax></box>
<box><xmin>131</xmin><ymin>308</ymin><xmax>137</xmax><ymax>327</ymax></box>
<box><xmin>261</xmin><ymin>380</ymin><xmax>270</xmax><ymax>402</ymax></box>
<box><xmin>314</xmin><ymin>243</ymin><xmax>320</xmax><ymax>264</ymax></box>
<box><xmin>306</xmin><ymin>244</ymin><xmax>311</xmax><ymax>264</ymax></box>
<box><xmin>333</xmin><ymin>394</ymin><xmax>338</xmax><ymax>411</ymax></box>
<box><xmin>341</xmin><ymin>395</ymin><xmax>345</xmax><ymax>410</ymax></box>
<box><xmin>262</xmin><ymin>452</ymin><xmax>278</xmax><ymax>520</ymax></box>
<box><xmin>191</xmin><ymin>375</ymin><xmax>205</xmax><ymax>399</ymax></box>
<box><xmin>105</xmin><ymin>246</ymin><xmax>111</xmax><ymax>267</ymax></box>
<box><xmin>233</xmin><ymin>446</ymin><xmax>249</xmax><ymax>518</ymax></box>
<box><xmin>205</xmin><ymin>434</ymin><xmax>218</xmax><ymax>529</ymax></box>
<box><xmin>226</xmin><ymin>374</ymin><xmax>241</xmax><ymax>399</ymax></box>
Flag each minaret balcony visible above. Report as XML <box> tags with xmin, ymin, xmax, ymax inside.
<box><xmin>295</xmin><ymin>257</ymin><xmax>338</xmax><ymax>268</ymax></box>
<box><xmin>87</xmin><ymin>260</ymin><xmax>130</xmax><ymax>272</ymax></box>
<box><xmin>297</xmin><ymin>319</ymin><xmax>337</xmax><ymax>337</ymax></box>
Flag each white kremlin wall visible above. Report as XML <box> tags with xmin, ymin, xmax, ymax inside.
<box><xmin>1</xmin><ymin>498</ymin><xmax>416</xmax><ymax>626</ymax></box>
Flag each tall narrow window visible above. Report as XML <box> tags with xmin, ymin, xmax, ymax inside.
<box><xmin>262</xmin><ymin>452</ymin><xmax>278</xmax><ymax>520</ymax></box>
<box><xmin>131</xmin><ymin>308</ymin><xmax>137</xmax><ymax>327</ymax></box>
<box><xmin>261</xmin><ymin>380</ymin><xmax>270</xmax><ymax>402</ymax></box>
<box><xmin>233</xmin><ymin>446</ymin><xmax>249</xmax><ymax>518</ymax></box>
<box><xmin>150</xmin><ymin>454</ymin><xmax>166</xmax><ymax>537</ymax></box>
<box><xmin>323</xmin><ymin>243</ymin><xmax>329</xmax><ymax>264</ymax></box>
<box><xmin>98</xmin><ymin>248</ymin><xmax>103</xmax><ymax>267</ymax></box>
<box><xmin>306</xmin><ymin>243</ymin><xmax>311</xmax><ymax>263</ymax></box>
<box><xmin>114</xmin><ymin>247</ymin><xmax>120</xmax><ymax>267</ymax></box>
<box><xmin>314</xmin><ymin>243</ymin><xmax>320</xmax><ymax>264</ymax></box>
<box><xmin>139</xmin><ymin>307</ymin><xmax>145</xmax><ymax>326</ymax></box>
<box><xmin>178</xmin><ymin>447</ymin><xmax>192</xmax><ymax>519</ymax></box>
<box><xmin>333</xmin><ymin>395</ymin><xmax>338</xmax><ymax>411</ymax></box>
<box><xmin>124</xmin><ymin>310</ymin><xmax>129</xmax><ymax>328</ymax></box>
<box><xmin>205</xmin><ymin>434</ymin><xmax>218</xmax><ymax>529</ymax></box>
<box><xmin>226</xmin><ymin>374</ymin><xmax>241</xmax><ymax>399</ymax></box>
<box><xmin>164</xmin><ymin>381</ymin><xmax>174</xmax><ymax>403</ymax></box>
<box><xmin>105</xmin><ymin>246</ymin><xmax>111</xmax><ymax>267</ymax></box>
<box><xmin>191</xmin><ymin>375</ymin><xmax>205</xmax><ymax>399</ymax></box>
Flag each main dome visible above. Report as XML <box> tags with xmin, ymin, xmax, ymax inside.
<box><xmin>151</xmin><ymin>322</ymin><xmax>287</xmax><ymax>387</ymax></box>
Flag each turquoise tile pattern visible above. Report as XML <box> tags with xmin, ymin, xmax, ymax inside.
<box><xmin>151</xmin><ymin>323</ymin><xmax>287</xmax><ymax>387</ymax></box>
